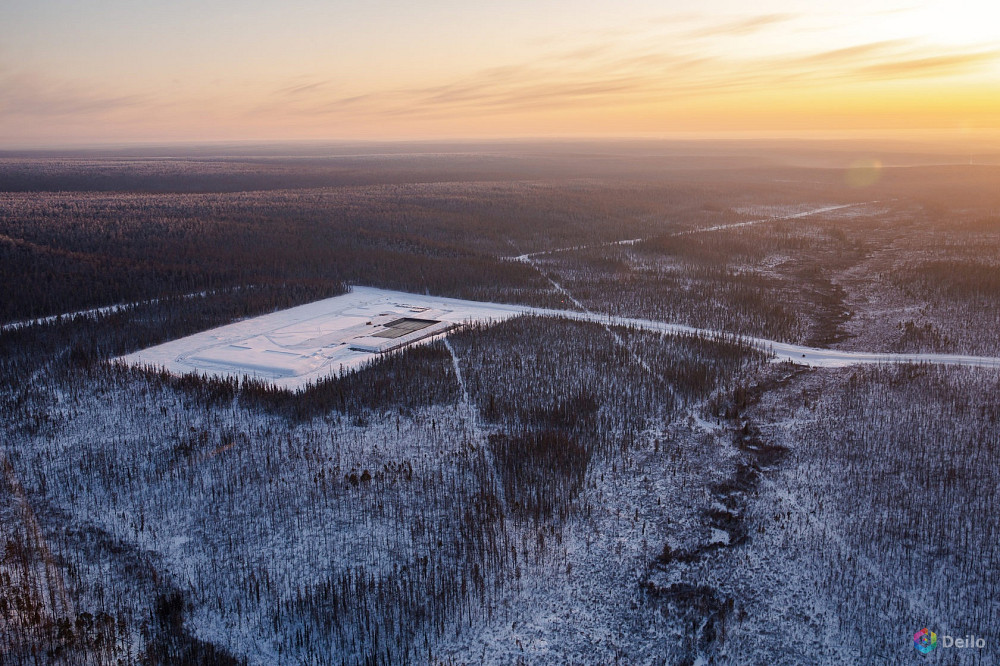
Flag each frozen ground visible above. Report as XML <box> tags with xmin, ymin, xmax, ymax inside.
<box><xmin>119</xmin><ymin>286</ymin><xmax>528</xmax><ymax>389</ymax></box>
<box><xmin>121</xmin><ymin>286</ymin><xmax>1000</xmax><ymax>390</ymax></box>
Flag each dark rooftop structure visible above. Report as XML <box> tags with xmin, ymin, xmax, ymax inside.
<box><xmin>371</xmin><ymin>317</ymin><xmax>439</xmax><ymax>339</ymax></box>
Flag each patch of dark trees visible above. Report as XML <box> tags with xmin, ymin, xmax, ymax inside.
<box><xmin>142</xmin><ymin>591</ymin><xmax>245</xmax><ymax>666</ymax></box>
<box><xmin>1</xmin><ymin>504</ymin><xmax>242</xmax><ymax>665</ymax></box>
<box><xmin>490</xmin><ymin>429</ymin><xmax>592</xmax><ymax>523</ymax></box>
<box><xmin>0</xmin><ymin>184</ymin><xmax>571</xmax><ymax>322</ymax></box>
<box><xmin>643</xmin><ymin>581</ymin><xmax>734</xmax><ymax>666</ymax></box>
<box><xmin>236</xmin><ymin>341</ymin><xmax>461</xmax><ymax>422</ymax></box>
<box><xmin>448</xmin><ymin>316</ymin><xmax>765</xmax><ymax>522</ymax></box>
<box><xmin>0</xmin><ymin>154</ymin><xmax>888</xmax><ymax>324</ymax></box>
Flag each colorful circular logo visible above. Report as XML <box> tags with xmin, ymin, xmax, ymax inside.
<box><xmin>914</xmin><ymin>628</ymin><xmax>938</xmax><ymax>655</ymax></box>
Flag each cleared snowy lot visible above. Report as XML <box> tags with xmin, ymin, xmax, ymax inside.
<box><xmin>120</xmin><ymin>286</ymin><xmax>527</xmax><ymax>389</ymax></box>
<box><xmin>120</xmin><ymin>286</ymin><xmax>1000</xmax><ymax>389</ymax></box>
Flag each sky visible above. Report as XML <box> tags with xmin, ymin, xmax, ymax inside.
<box><xmin>1</xmin><ymin>0</ymin><xmax>998</xmax><ymax>146</ymax></box>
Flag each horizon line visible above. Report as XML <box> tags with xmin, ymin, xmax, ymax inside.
<box><xmin>3</xmin><ymin>128</ymin><xmax>1000</xmax><ymax>153</ymax></box>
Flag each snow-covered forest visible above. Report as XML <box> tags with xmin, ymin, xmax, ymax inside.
<box><xmin>2</xmin><ymin>146</ymin><xmax>999</xmax><ymax>664</ymax></box>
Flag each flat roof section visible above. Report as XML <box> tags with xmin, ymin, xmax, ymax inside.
<box><xmin>371</xmin><ymin>317</ymin><xmax>439</xmax><ymax>339</ymax></box>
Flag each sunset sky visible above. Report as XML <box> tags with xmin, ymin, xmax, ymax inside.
<box><xmin>1</xmin><ymin>0</ymin><xmax>998</xmax><ymax>146</ymax></box>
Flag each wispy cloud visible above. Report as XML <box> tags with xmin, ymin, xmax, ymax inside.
<box><xmin>853</xmin><ymin>50</ymin><xmax>1000</xmax><ymax>79</ymax></box>
<box><xmin>276</xmin><ymin>80</ymin><xmax>330</xmax><ymax>97</ymax></box>
<box><xmin>791</xmin><ymin>40</ymin><xmax>913</xmax><ymax>66</ymax></box>
<box><xmin>684</xmin><ymin>13</ymin><xmax>797</xmax><ymax>39</ymax></box>
<box><xmin>0</xmin><ymin>71</ymin><xmax>149</xmax><ymax>117</ymax></box>
<box><xmin>7</xmin><ymin>7</ymin><xmax>998</xmax><ymax>142</ymax></box>
<box><xmin>253</xmin><ymin>32</ymin><xmax>998</xmax><ymax>124</ymax></box>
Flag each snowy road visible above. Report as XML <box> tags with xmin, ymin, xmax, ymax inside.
<box><xmin>0</xmin><ymin>289</ymin><xmax>223</xmax><ymax>332</ymax></box>
<box><xmin>118</xmin><ymin>286</ymin><xmax>1000</xmax><ymax>390</ymax></box>
<box><xmin>507</xmin><ymin>202</ymin><xmax>877</xmax><ymax>262</ymax></box>
<box><xmin>535</xmin><ymin>308</ymin><xmax>1000</xmax><ymax>370</ymax></box>
<box><xmin>670</xmin><ymin>202</ymin><xmax>873</xmax><ymax>236</ymax></box>
<box><xmin>496</xmin><ymin>198</ymin><xmax>1000</xmax><ymax>371</ymax></box>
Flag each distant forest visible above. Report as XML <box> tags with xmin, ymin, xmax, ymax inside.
<box><xmin>2</xmin><ymin>150</ymin><xmax>999</xmax><ymax>357</ymax></box>
<box><xmin>2</xmin><ymin>147</ymin><xmax>1000</xmax><ymax>664</ymax></box>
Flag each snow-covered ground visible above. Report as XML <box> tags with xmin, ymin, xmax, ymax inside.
<box><xmin>120</xmin><ymin>286</ymin><xmax>1000</xmax><ymax>391</ymax></box>
<box><xmin>119</xmin><ymin>286</ymin><xmax>528</xmax><ymax>389</ymax></box>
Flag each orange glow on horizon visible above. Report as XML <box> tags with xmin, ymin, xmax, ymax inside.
<box><xmin>1</xmin><ymin>1</ymin><xmax>998</xmax><ymax>147</ymax></box>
